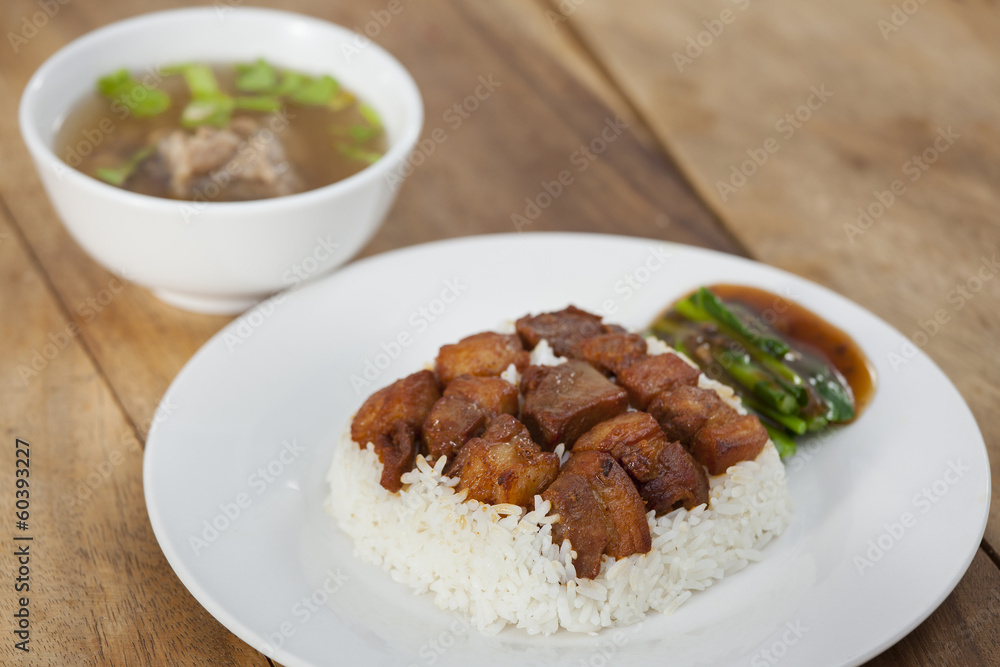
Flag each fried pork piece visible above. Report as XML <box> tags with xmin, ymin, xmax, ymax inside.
<box><xmin>691</xmin><ymin>413</ymin><xmax>769</xmax><ymax>475</ymax></box>
<box><xmin>616</xmin><ymin>353</ymin><xmax>701</xmax><ymax>410</ymax></box>
<box><xmin>443</xmin><ymin>375</ymin><xmax>519</xmax><ymax>418</ymax></box>
<box><xmin>435</xmin><ymin>332</ymin><xmax>529</xmax><ymax>387</ymax></box>
<box><xmin>649</xmin><ymin>385</ymin><xmax>768</xmax><ymax>475</ymax></box>
<box><xmin>575</xmin><ymin>412</ymin><xmax>709</xmax><ymax>513</ymax></box>
<box><xmin>562</xmin><ymin>452</ymin><xmax>651</xmax><ymax>557</ymax></box>
<box><xmin>648</xmin><ymin>385</ymin><xmax>726</xmax><ymax>443</ymax></box>
<box><xmin>520</xmin><ymin>361</ymin><xmax>628</xmax><ymax>450</ymax></box>
<box><xmin>573</xmin><ymin>412</ymin><xmax>664</xmax><ymax>482</ymax></box>
<box><xmin>571</xmin><ymin>332</ymin><xmax>648</xmax><ymax>377</ymax></box>
<box><xmin>541</xmin><ymin>473</ymin><xmax>609</xmax><ymax>579</ymax></box>
<box><xmin>543</xmin><ymin>451</ymin><xmax>651</xmax><ymax>579</ymax></box>
<box><xmin>637</xmin><ymin>441</ymin><xmax>710</xmax><ymax>514</ymax></box>
<box><xmin>422</xmin><ymin>396</ymin><xmax>486</xmax><ymax>464</ymax></box>
<box><xmin>515</xmin><ymin>306</ymin><xmax>620</xmax><ymax>357</ymax></box>
<box><xmin>351</xmin><ymin>370</ymin><xmax>441</xmax><ymax>492</ymax></box>
<box><xmin>445</xmin><ymin>415</ymin><xmax>560</xmax><ymax>507</ymax></box>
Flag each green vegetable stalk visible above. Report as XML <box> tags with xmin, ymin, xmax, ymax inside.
<box><xmin>648</xmin><ymin>286</ymin><xmax>857</xmax><ymax>458</ymax></box>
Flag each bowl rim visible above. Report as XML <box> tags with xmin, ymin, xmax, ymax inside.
<box><xmin>18</xmin><ymin>6</ymin><xmax>425</xmax><ymax>212</ymax></box>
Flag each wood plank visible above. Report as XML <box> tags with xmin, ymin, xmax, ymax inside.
<box><xmin>0</xmin><ymin>208</ymin><xmax>268</xmax><ymax>665</ymax></box>
<box><xmin>867</xmin><ymin>547</ymin><xmax>1000</xmax><ymax>666</ymax></box>
<box><xmin>556</xmin><ymin>0</ymin><xmax>1000</xmax><ymax>551</ymax></box>
<box><xmin>0</xmin><ymin>0</ymin><xmax>739</xmax><ymax>438</ymax></box>
<box><xmin>483</xmin><ymin>0</ymin><xmax>662</xmax><ymax>154</ymax></box>
<box><xmin>0</xmin><ymin>0</ymin><xmax>233</xmax><ymax>442</ymax></box>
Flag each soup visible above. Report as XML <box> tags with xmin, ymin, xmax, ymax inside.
<box><xmin>56</xmin><ymin>61</ymin><xmax>388</xmax><ymax>202</ymax></box>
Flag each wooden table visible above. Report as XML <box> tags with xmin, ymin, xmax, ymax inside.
<box><xmin>1</xmin><ymin>0</ymin><xmax>998</xmax><ymax>664</ymax></box>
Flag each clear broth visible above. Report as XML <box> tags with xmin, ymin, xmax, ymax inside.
<box><xmin>56</xmin><ymin>65</ymin><xmax>387</xmax><ymax>201</ymax></box>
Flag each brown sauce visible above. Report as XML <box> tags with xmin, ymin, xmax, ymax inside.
<box><xmin>707</xmin><ymin>283</ymin><xmax>877</xmax><ymax>419</ymax></box>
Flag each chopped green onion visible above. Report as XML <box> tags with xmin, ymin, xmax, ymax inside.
<box><xmin>349</xmin><ymin>124</ymin><xmax>379</xmax><ymax>142</ymax></box>
<box><xmin>335</xmin><ymin>142</ymin><xmax>381</xmax><ymax>164</ymax></box>
<box><xmin>96</xmin><ymin>146</ymin><xmax>155</xmax><ymax>186</ymax></box>
<box><xmin>97</xmin><ymin>68</ymin><xmax>170</xmax><ymax>118</ymax></box>
<box><xmin>270</xmin><ymin>71</ymin><xmax>308</xmax><ymax>97</ymax></box>
<box><xmin>96</xmin><ymin>168</ymin><xmax>128</xmax><ymax>187</ymax></box>
<box><xmin>178</xmin><ymin>64</ymin><xmax>220</xmax><ymax>97</ymax></box>
<box><xmin>181</xmin><ymin>92</ymin><xmax>234</xmax><ymax>128</ymax></box>
<box><xmin>97</xmin><ymin>69</ymin><xmax>131</xmax><ymax>96</ymax></box>
<box><xmin>234</xmin><ymin>95</ymin><xmax>283</xmax><ymax>112</ymax></box>
<box><xmin>359</xmin><ymin>103</ymin><xmax>382</xmax><ymax>128</ymax></box>
<box><xmin>291</xmin><ymin>75</ymin><xmax>340</xmax><ymax>105</ymax></box>
<box><xmin>163</xmin><ymin>64</ymin><xmax>236</xmax><ymax>127</ymax></box>
<box><xmin>235</xmin><ymin>59</ymin><xmax>278</xmax><ymax>93</ymax></box>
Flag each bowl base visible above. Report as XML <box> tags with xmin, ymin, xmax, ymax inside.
<box><xmin>152</xmin><ymin>288</ymin><xmax>268</xmax><ymax>315</ymax></box>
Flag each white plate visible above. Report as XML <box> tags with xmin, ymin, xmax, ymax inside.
<box><xmin>144</xmin><ymin>233</ymin><xmax>991</xmax><ymax>667</ymax></box>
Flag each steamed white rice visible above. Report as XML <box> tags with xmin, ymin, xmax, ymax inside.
<box><xmin>326</xmin><ymin>338</ymin><xmax>792</xmax><ymax>635</ymax></box>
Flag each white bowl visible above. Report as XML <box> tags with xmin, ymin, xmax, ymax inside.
<box><xmin>19</xmin><ymin>8</ymin><xmax>423</xmax><ymax>314</ymax></box>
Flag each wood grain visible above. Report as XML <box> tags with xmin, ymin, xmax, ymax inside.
<box><xmin>0</xmin><ymin>208</ymin><xmax>268</xmax><ymax>665</ymax></box>
<box><xmin>556</xmin><ymin>0</ymin><xmax>1000</xmax><ymax>551</ymax></box>
<box><xmin>867</xmin><ymin>547</ymin><xmax>1000</xmax><ymax>666</ymax></box>
<box><xmin>0</xmin><ymin>3</ymin><xmax>233</xmax><ymax>442</ymax></box>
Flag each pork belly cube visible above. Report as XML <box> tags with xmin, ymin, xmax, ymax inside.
<box><xmin>573</xmin><ymin>412</ymin><xmax>664</xmax><ymax>482</ymax></box>
<box><xmin>351</xmin><ymin>370</ymin><xmax>441</xmax><ymax>447</ymax></box>
<box><xmin>541</xmin><ymin>473</ymin><xmax>609</xmax><ymax>580</ymax></box>
<box><xmin>571</xmin><ymin>332</ymin><xmax>648</xmax><ymax>376</ymax></box>
<box><xmin>515</xmin><ymin>306</ymin><xmax>617</xmax><ymax>358</ymax></box>
<box><xmin>648</xmin><ymin>385</ymin><xmax>727</xmax><ymax>443</ymax></box>
<box><xmin>575</xmin><ymin>412</ymin><xmax>708</xmax><ymax>514</ymax></box>
<box><xmin>443</xmin><ymin>375</ymin><xmax>519</xmax><ymax>418</ymax></box>
<box><xmin>520</xmin><ymin>361</ymin><xmax>629</xmax><ymax>450</ymax></box>
<box><xmin>422</xmin><ymin>396</ymin><xmax>487</xmax><ymax>464</ymax></box>
<box><xmin>351</xmin><ymin>370</ymin><xmax>441</xmax><ymax>492</ymax></box>
<box><xmin>435</xmin><ymin>332</ymin><xmax>529</xmax><ymax>387</ymax></box>
<box><xmin>649</xmin><ymin>384</ymin><xmax>768</xmax><ymax>475</ymax></box>
<box><xmin>543</xmin><ymin>451</ymin><xmax>651</xmax><ymax>579</ymax></box>
<box><xmin>561</xmin><ymin>451</ymin><xmax>651</xmax><ymax>558</ymax></box>
<box><xmin>691</xmin><ymin>413</ymin><xmax>769</xmax><ymax>475</ymax></box>
<box><xmin>617</xmin><ymin>353</ymin><xmax>700</xmax><ymax>410</ymax></box>
<box><xmin>637</xmin><ymin>441</ymin><xmax>709</xmax><ymax>514</ymax></box>
<box><xmin>445</xmin><ymin>415</ymin><xmax>559</xmax><ymax>508</ymax></box>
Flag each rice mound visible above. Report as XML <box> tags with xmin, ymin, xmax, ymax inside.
<box><xmin>326</xmin><ymin>338</ymin><xmax>792</xmax><ymax>635</ymax></box>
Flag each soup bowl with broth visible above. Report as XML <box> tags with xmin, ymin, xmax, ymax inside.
<box><xmin>20</xmin><ymin>8</ymin><xmax>423</xmax><ymax>313</ymax></box>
